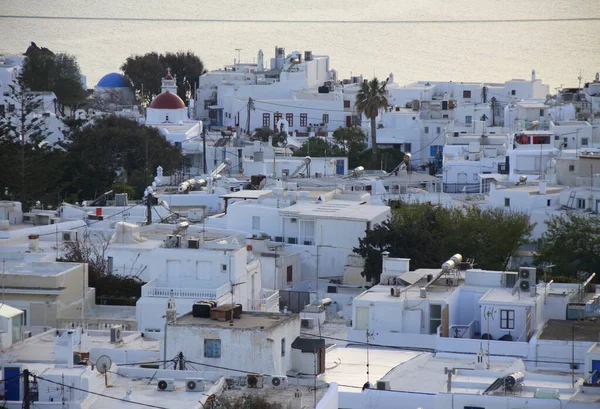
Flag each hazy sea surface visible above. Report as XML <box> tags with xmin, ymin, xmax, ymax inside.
<box><xmin>1</xmin><ymin>0</ymin><xmax>599</xmax><ymax>89</ymax></box>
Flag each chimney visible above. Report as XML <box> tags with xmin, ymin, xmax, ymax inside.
<box><xmin>28</xmin><ymin>234</ymin><xmax>40</xmax><ymax>252</ymax></box>
<box><xmin>67</xmin><ymin>330</ymin><xmax>75</xmax><ymax>368</ymax></box>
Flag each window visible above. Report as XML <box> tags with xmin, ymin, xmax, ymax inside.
<box><xmin>343</xmin><ymin>100</ymin><xmax>351</xmax><ymax>108</ymax></box>
<box><xmin>351</xmin><ymin>115</ymin><xmax>361</xmax><ymax>126</ymax></box>
<box><xmin>569</xmin><ymin>165</ymin><xmax>575</xmax><ymax>172</ymax></box>
<box><xmin>204</xmin><ymin>339</ymin><xmax>221</xmax><ymax>358</ymax></box>
<box><xmin>221</xmin><ymin>264</ymin><xmax>227</xmax><ymax>272</ymax></box>
<box><xmin>252</xmin><ymin>216</ymin><xmax>260</xmax><ymax>230</ymax></box>
<box><xmin>443</xmin><ymin>114</ymin><xmax>449</xmax><ymax>119</ymax></box>
<box><xmin>424</xmin><ymin>126</ymin><xmax>429</xmax><ymax>134</ymax></box>
<box><xmin>577</xmin><ymin>198</ymin><xmax>586</xmax><ymax>209</ymax></box>
<box><xmin>462</xmin><ymin>90</ymin><xmax>472</xmax><ymax>99</ymax></box>
<box><xmin>287</xmin><ymin>237</ymin><xmax>298</xmax><ymax>244</ymax></box>
<box><xmin>539</xmin><ymin>109</ymin><xmax>544</xmax><ymax>117</ymax></box>
<box><xmin>300</xmin><ymin>113</ymin><xmax>307</xmax><ymax>127</ymax></box>
<box><xmin>322</xmin><ymin>114</ymin><xmax>329</xmax><ymax>124</ymax></box>
<box><xmin>511</xmin><ymin>90</ymin><xmax>516</xmax><ymax>96</ymax></box>
<box><xmin>262</xmin><ymin>113</ymin><xmax>270</xmax><ymax>127</ymax></box>
<box><xmin>0</xmin><ymin>105</ymin><xmax>4</xmax><ymax>116</ymax></box>
<box><xmin>582</xmin><ymin>138</ymin><xmax>589</xmax><ymax>146</ymax></box>
<box><xmin>436</xmin><ymin>127</ymin><xmax>441</xmax><ymax>134</ymax></box>
<box><xmin>274</xmin><ymin>112</ymin><xmax>282</xmax><ymax>123</ymax></box>
<box><xmin>504</xmin><ymin>198</ymin><xmax>510</xmax><ymax>207</ymax></box>
<box><xmin>286</xmin><ymin>265</ymin><xmax>293</xmax><ymax>283</ymax></box>
<box><xmin>8</xmin><ymin>104</ymin><xmax>15</xmax><ymax>113</ymax></box>
<box><xmin>281</xmin><ymin>338</ymin><xmax>286</xmax><ymax>357</ymax></box>
<box><xmin>286</xmin><ymin>113</ymin><xmax>293</xmax><ymax>127</ymax></box>
<box><xmin>500</xmin><ymin>310</ymin><xmax>515</xmax><ymax>330</ymax></box>
<box><xmin>547</xmin><ymin>199</ymin><xmax>551</xmax><ymax>207</ymax></box>
<box><xmin>404</xmin><ymin>143</ymin><xmax>412</xmax><ymax>153</ymax></box>
<box><xmin>465</xmin><ymin>115</ymin><xmax>472</xmax><ymax>124</ymax></box>
<box><xmin>429</xmin><ymin>304</ymin><xmax>442</xmax><ymax>334</ymax></box>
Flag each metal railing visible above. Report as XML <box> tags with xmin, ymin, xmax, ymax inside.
<box><xmin>248</xmin><ymin>290</ymin><xmax>280</xmax><ymax>312</ymax></box>
<box><xmin>141</xmin><ymin>279</ymin><xmax>231</xmax><ymax>300</ymax></box>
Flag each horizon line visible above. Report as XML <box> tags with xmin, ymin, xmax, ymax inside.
<box><xmin>1</xmin><ymin>15</ymin><xmax>599</xmax><ymax>24</ymax></box>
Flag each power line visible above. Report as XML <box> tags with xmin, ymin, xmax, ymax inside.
<box><xmin>299</xmin><ymin>332</ymin><xmax>585</xmax><ymax>366</ymax></box>
<box><xmin>2</xmin><ymin>15</ymin><xmax>597</xmax><ymax>24</ymax></box>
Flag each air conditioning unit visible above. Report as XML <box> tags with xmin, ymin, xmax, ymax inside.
<box><xmin>157</xmin><ymin>378</ymin><xmax>175</xmax><ymax>391</ymax></box>
<box><xmin>270</xmin><ymin>376</ymin><xmax>288</xmax><ymax>389</ymax></box>
<box><xmin>301</xmin><ymin>318</ymin><xmax>314</xmax><ymax>329</ymax></box>
<box><xmin>185</xmin><ymin>378</ymin><xmax>204</xmax><ymax>392</ymax></box>
<box><xmin>390</xmin><ymin>287</ymin><xmax>401</xmax><ymax>297</ymax></box>
<box><xmin>188</xmin><ymin>239</ymin><xmax>200</xmax><ymax>249</ymax></box>
<box><xmin>23</xmin><ymin>331</ymin><xmax>32</xmax><ymax>339</ymax></box>
<box><xmin>110</xmin><ymin>325</ymin><xmax>123</xmax><ymax>343</ymax></box>
<box><xmin>376</xmin><ymin>380</ymin><xmax>391</xmax><ymax>391</ymax></box>
<box><xmin>246</xmin><ymin>374</ymin><xmax>264</xmax><ymax>389</ymax></box>
<box><xmin>62</xmin><ymin>230</ymin><xmax>77</xmax><ymax>242</ymax></box>
<box><xmin>518</xmin><ymin>267</ymin><xmax>536</xmax><ymax>293</ymax></box>
<box><xmin>290</xmin><ymin>218</ymin><xmax>297</xmax><ymax>223</ymax></box>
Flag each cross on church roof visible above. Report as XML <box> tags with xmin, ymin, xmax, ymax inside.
<box><xmin>166</xmin><ymin>67</ymin><xmax>171</xmax><ymax>77</ymax></box>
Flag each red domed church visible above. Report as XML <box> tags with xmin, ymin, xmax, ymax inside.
<box><xmin>146</xmin><ymin>69</ymin><xmax>188</xmax><ymax>124</ymax></box>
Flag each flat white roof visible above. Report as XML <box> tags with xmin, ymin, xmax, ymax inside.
<box><xmin>517</xmin><ymin>102</ymin><xmax>548</xmax><ymax>109</ymax></box>
<box><xmin>479</xmin><ymin>288</ymin><xmax>537</xmax><ymax>305</ymax></box>
<box><xmin>381</xmin><ymin>353</ymin><xmax>518</xmax><ymax>394</ymax></box>
<box><xmin>220</xmin><ymin>190</ymin><xmax>272</xmax><ymax>200</ymax></box>
<box><xmin>87</xmin><ymin>376</ymin><xmax>216</xmax><ymax>409</ymax></box>
<box><xmin>279</xmin><ymin>200</ymin><xmax>389</xmax><ymax>221</ymax></box>
<box><xmin>321</xmin><ymin>346</ymin><xmax>421</xmax><ymax>391</ymax></box>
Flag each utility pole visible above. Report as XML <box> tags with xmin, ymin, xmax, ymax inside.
<box><xmin>246</xmin><ymin>97</ymin><xmax>254</xmax><ymax>135</ymax></box>
<box><xmin>146</xmin><ymin>194</ymin><xmax>152</xmax><ymax>226</ymax></box>
<box><xmin>23</xmin><ymin>368</ymin><xmax>30</xmax><ymax>409</ymax></box>
<box><xmin>202</xmin><ymin>124</ymin><xmax>207</xmax><ymax>174</ymax></box>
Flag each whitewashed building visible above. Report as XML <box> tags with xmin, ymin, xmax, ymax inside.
<box><xmin>165</xmin><ymin>310</ymin><xmax>300</xmax><ymax>377</ymax></box>
<box><xmin>209</xmin><ymin>185</ymin><xmax>391</xmax><ymax>279</ymax></box>
<box><xmin>195</xmin><ymin>47</ymin><xmax>347</xmax><ymax>134</ymax></box>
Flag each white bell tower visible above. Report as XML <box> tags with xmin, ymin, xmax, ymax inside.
<box><xmin>161</xmin><ymin>68</ymin><xmax>177</xmax><ymax>94</ymax></box>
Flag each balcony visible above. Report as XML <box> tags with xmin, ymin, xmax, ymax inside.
<box><xmin>141</xmin><ymin>279</ymin><xmax>231</xmax><ymax>300</ymax></box>
<box><xmin>248</xmin><ymin>289</ymin><xmax>280</xmax><ymax>312</ymax></box>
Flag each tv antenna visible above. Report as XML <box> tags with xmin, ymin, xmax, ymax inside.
<box><xmin>96</xmin><ymin>355</ymin><xmax>112</xmax><ymax>386</ymax></box>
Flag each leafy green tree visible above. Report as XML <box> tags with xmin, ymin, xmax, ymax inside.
<box><xmin>534</xmin><ymin>213</ymin><xmax>600</xmax><ymax>277</ymax></box>
<box><xmin>21</xmin><ymin>48</ymin><xmax>87</xmax><ymax>115</ymax></box>
<box><xmin>62</xmin><ymin>115</ymin><xmax>183</xmax><ymax>201</ymax></box>
<box><xmin>0</xmin><ymin>73</ymin><xmax>66</xmax><ymax>209</ymax></box>
<box><xmin>293</xmin><ymin>137</ymin><xmax>344</xmax><ymax>157</ymax></box>
<box><xmin>121</xmin><ymin>51</ymin><xmax>206</xmax><ymax>103</ymax></box>
<box><xmin>251</xmin><ymin>127</ymin><xmax>287</xmax><ymax>147</ymax></box>
<box><xmin>121</xmin><ymin>52</ymin><xmax>163</xmax><ymax>103</ymax></box>
<box><xmin>357</xmin><ymin>147</ymin><xmax>405</xmax><ymax>173</ymax></box>
<box><xmin>354</xmin><ymin>77</ymin><xmax>389</xmax><ymax>168</ymax></box>
<box><xmin>333</xmin><ymin>126</ymin><xmax>366</xmax><ymax>169</ymax></box>
<box><xmin>354</xmin><ymin>203</ymin><xmax>533</xmax><ymax>283</ymax></box>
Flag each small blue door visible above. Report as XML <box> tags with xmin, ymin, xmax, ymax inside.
<box><xmin>592</xmin><ymin>360</ymin><xmax>600</xmax><ymax>384</ymax></box>
<box><xmin>3</xmin><ymin>367</ymin><xmax>20</xmax><ymax>401</ymax></box>
<box><xmin>336</xmin><ymin>159</ymin><xmax>345</xmax><ymax>175</ymax></box>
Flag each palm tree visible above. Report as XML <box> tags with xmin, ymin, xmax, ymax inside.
<box><xmin>355</xmin><ymin>77</ymin><xmax>389</xmax><ymax>169</ymax></box>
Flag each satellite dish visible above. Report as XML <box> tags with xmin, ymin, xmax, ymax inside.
<box><xmin>96</xmin><ymin>355</ymin><xmax>112</xmax><ymax>374</ymax></box>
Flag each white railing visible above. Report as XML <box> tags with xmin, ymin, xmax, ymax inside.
<box><xmin>248</xmin><ymin>290</ymin><xmax>280</xmax><ymax>312</ymax></box>
<box><xmin>141</xmin><ymin>280</ymin><xmax>231</xmax><ymax>300</ymax></box>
